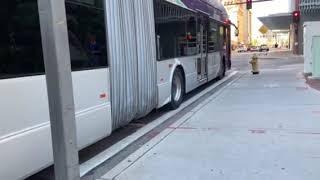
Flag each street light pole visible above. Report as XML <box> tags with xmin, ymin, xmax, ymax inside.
<box><xmin>37</xmin><ymin>0</ymin><xmax>80</xmax><ymax>180</ymax></box>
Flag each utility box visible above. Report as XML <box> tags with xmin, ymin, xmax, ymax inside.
<box><xmin>303</xmin><ymin>21</ymin><xmax>320</xmax><ymax>76</ymax></box>
<box><xmin>312</xmin><ymin>36</ymin><xmax>320</xmax><ymax>79</ymax></box>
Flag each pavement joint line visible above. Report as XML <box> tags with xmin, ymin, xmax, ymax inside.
<box><xmin>108</xmin><ymin>110</ymin><xmax>197</xmax><ymax>180</ymax></box>
<box><xmin>104</xmin><ymin>76</ymin><xmax>243</xmax><ymax>180</ymax></box>
<box><xmin>80</xmin><ymin>71</ymin><xmax>238</xmax><ymax>177</ymax></box>
<box><xmin>80</xmin><ymin>71</ymin><xmax>240</xmax><ymax>180</ymax></box>
<box><xmin>159</xmin><ymin>126</ymin><xmax>320</xmax><ymax>135</ymax></box>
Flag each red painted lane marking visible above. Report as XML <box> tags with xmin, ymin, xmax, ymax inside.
<box><xmin>202</xmin><ymin>127</ymin><xmax>220</xmax><ymax>131</ymax></box>
<box><xmin>249</xmin><ymin>129</ymin><xmax>266</xmax><ymax>134</ymax></box>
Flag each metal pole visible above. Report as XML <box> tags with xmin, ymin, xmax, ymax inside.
<box><xmin>37</xmin><ymin>0</ymin><xmax>80</xmax><ymax>180</ymax></box>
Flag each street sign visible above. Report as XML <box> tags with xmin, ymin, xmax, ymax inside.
<box><xmin>259</xmin><ymin>25</ymin><xmax>269</xmax><ymax>34</ymax></box>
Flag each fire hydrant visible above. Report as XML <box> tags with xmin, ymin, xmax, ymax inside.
<box><xmin>250</xmin><ymin>54</ymin><xmax>259</xmax><ymax>75</ymax></box>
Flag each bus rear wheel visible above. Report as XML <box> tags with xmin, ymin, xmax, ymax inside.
<box><xmin>170</xmin><ymin>69</ymin><xmax>185</xmax><ymax>110</ymax></box>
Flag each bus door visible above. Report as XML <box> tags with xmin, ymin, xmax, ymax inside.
<box><xmin>197</xmin><ymin>17</ymin><xmax>208</xmax><ymax>81</ymax></box>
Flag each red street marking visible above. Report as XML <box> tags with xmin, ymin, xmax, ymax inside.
<box><xmin>202</xmin><ymin>127</ymin><xmax>220</xmax><ymax>131</ymax></box>
<box><xmin>249</xmin><ymin>129</ymin><xmax>266</xmax><ymax>134</ymax></box>
<box><xmin>296</xmin><ymin>86</ymin><xmax>309</xmax><ymax>91</ymax></box>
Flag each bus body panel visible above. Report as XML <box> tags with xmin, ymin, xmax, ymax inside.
<box><xmin>156</xmin><ymin>55</ymin><xmax>199</xmax><ymax>108</ymax></box>
<box><xmin>207</xmin><ymin>52</ymin><xmax>221</xmax><ymax>81</ymax></box>
<box><xmin>0</xmin><ymin>68</ymin><xmax>112</xmax><ymax>180</ymax></box>
<box><xmin>156</xmin><ymin>53</ymin><xmax>222</xmax><ymax>108</ymax></box>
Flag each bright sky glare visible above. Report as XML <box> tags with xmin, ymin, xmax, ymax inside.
<box><xmin>252</xmin><ymin>0</ymin><xmax>290</xmax><ymax>38</ymax></box>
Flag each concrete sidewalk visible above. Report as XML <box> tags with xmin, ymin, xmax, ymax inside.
<box><xmin>100</xmin><ymin>64</ymin><xmax>320</xmax><ymax>180</ymax></box>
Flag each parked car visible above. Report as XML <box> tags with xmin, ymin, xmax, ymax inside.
<box><xmin>259</xmin><ymin>44</ymin><xmax>269</xmax><ymax>52</ymax></box>
<box><xmin>250</xmin><ymin>46</ymin><xmax>259</xmax><ymax>52</ymax></box>
<box><xmin>237</xmin><ymin>46</ymin><xmax>247</xmax><ymax>53</ymax></box>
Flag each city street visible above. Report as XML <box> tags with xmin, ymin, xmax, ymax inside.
<box><xmin>94</xmin><ymin>51</ymin><xmax>320</xmax><ymax>180</ymax></box>
<box><xmin>2</xmin><ymin>0</ymin><xmax>320</xmax><ymax>179</ymax></box>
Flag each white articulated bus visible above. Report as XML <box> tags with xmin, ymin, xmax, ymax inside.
<box><xmin>0</xmin><ymin>0</ymin><xmax>230</xmax><ymax>179</ymax></box>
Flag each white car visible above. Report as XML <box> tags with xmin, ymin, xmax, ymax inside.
<box><xmin>237</xmin><ymin>46</ymin><xmax>247</xmax><ymax>53</ymax></box>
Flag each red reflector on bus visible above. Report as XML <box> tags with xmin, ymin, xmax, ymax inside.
<box><xmin>100</xmin><ymin>93</ymin><xmax>107</xmax><ymax>99</ymax></box>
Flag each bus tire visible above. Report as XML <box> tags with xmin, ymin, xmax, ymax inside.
<box><xmin>218</xmin><ymin>57</ymin><xmax>226</xmax><ymax>80</ymax></box>
<box><xmin>170</xmin><ymin>68</ymin><xmax>185</xmax><ymax>110</ymax></box>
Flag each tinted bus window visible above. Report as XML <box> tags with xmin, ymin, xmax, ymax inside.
<box><xmin>65</xmin><ymin>0</ymin><xmax>108</xmax><ymax>70</ymax></box>
<box><xmin>208</xmin><ymin>20</ymin><xmax>218</xmax><ymax>53</ymax></box>
<box><xmin>0</xmin><ymin>0</ymin><xmax>44</xmax><ymax>79</ymax></box>
<box><xmin>154</xmin><ymin>0</ymin><xmax>198</xmax><ymax>60</ymax></box>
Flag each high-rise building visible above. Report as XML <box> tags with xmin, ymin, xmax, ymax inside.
<box><xmin>221</xmin><ymin>0</ymin><xmax>252</xmax><ymax>48</ymax></box>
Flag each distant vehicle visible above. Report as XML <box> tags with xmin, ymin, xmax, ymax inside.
<box><xmin>237</xmin><ymin>46</ymin><xmax>247</xmax><ymax>53</ymax></box>
<box><xmin>259</xmin><ymin>44</ymin><xmax>270</xmax><ymax>52</ymax></box>
<box><xmin>250</xmin><ymin>46</ymin><xmax>259</xmax><ymax>52</ymax></box>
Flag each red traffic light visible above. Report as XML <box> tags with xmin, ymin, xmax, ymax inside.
<box><xmin>224</xmin><ymin>19</ymin><xmax>231</xmax><ymax>25</ymax></box>
<box><xmin>292</xmin><ymin>11</ymin><xmax>300</xmax><ymax>23</ymax></box>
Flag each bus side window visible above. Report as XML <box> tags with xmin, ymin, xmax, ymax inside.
<box><xmin>0</xmin><ymin>0</ymin><xmax>45</xmax><ymax>79</ymax></box>
<box><xmin>154</xmin><ymin>1</ymin><xmax>197</xmax><ymax>60</ymax></box>
<box><xmin>65</xmin><ymin>0</ymin><xmax>108</xmax><ymax>71</ymax></box>
<box><xmin>208</xmin><ymin>20</ymin><xmax>218</xmax><ymax>53</ymax></box>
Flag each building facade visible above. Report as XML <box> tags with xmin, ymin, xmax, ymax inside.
<box><xmin>297</xmin><ymin>0</ymin><xmax>320</xmax><ymax>54</ymax></box>
<box><xmin>222</xmin><ymin>0</ymin><xmax>252</xmax><ymax>48</ymax></box>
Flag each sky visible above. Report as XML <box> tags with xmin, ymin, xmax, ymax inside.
<box><xmin>251</xmin><ymin>0</ymin><xmax>290</xmax><ymax>38</ymax></box>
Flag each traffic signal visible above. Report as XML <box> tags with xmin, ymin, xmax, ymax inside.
<box><xmin>246</xmin><ymin>0</ymin><xmax>252</xmax><ymax>10</ymax></box>
<box><xmin>224</xmin><ymin>19</ymin><xmax>231</xmax><ymax>25</ymax></box>
<box><xmin>292</xmin><ymin>11</ymin><xmax>300</xmax><ymax>23</ymax></box>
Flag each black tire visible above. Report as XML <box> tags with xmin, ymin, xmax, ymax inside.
<box><xmin>169</xmin><ymin>69</ymin><xmax>185</xmax><ymax>110</ymax></box>
<box><xmin>218</xmin><ymin>57</ymin><xmax>226</xmax><ymax>80</ymax></box>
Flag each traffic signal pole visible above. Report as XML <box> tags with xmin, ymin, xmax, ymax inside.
<box><xmin>38</xmin><ymin>0</ymin><xmax>80</xmax><ymax>180</ymax></box>
<box><xmin>292</xmin><ymin>11</ymin><xmax>300</xmax><ymax>54</ymax></box>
